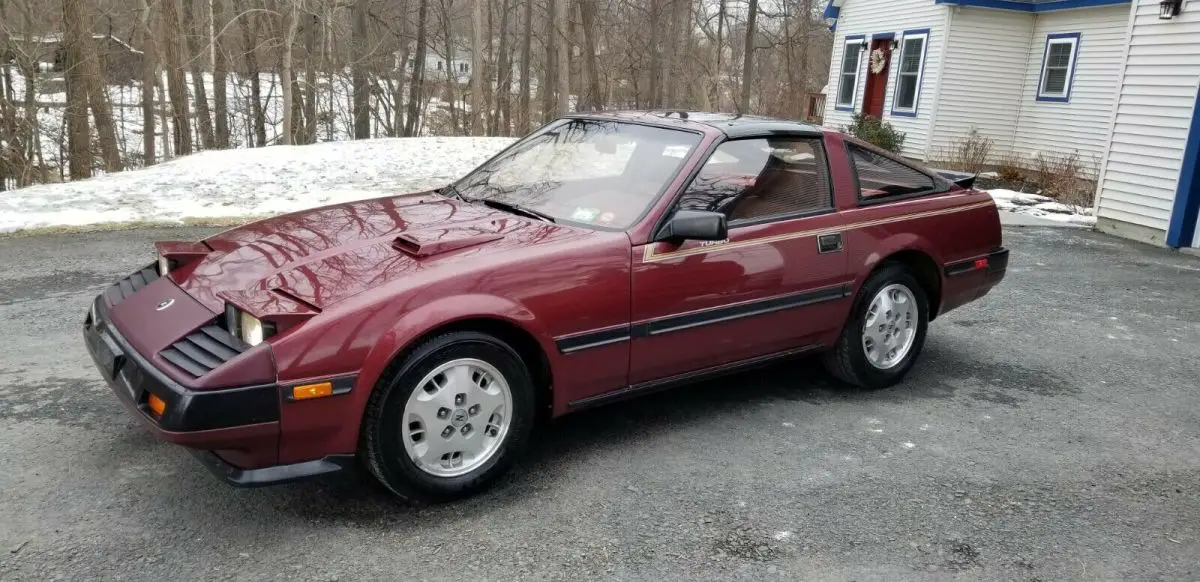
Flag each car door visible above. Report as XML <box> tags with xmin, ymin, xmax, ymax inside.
<box><xmin>629</xmin><ymin>135</ymin><xmax>853</xmax><ymax>385</ymax></box>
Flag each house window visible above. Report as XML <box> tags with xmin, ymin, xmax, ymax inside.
<box><xmin>891</xmin><ymin>29</ymin><xmax>928</xmax><ymax>116</ymax></box>
<box><xmin>1037</xmin><ymin>33</ymin><xmax>1080</xmax><ymax>102</ymax></box>
<box><xmin>836</xmin><ymin>36</ymin><xmax>864</xmax><ymax>110</ymax></box>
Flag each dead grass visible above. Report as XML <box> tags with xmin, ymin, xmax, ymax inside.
<box><xmin>932</xmin><ymin>129</ymin><xmax>993</xmax><ymax>175</ymax></box>
<box><xmin>1030</xmin><ymin>151</ymin><xmax>1098</xmax><ymax>211</ymax></box>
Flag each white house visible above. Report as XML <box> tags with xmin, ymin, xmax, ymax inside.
<box><xmin>822</xmin><ymin>0</ymin><xmax>1199</xmax><ymax>250</ymax></box>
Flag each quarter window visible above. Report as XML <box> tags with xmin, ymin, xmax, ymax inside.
<box><xmin>848</xmin><ymin>144</ymin><xmax>937</xmax><ymax>199</ymax></box>
<box><xmin>676</xmin><ymin>138</ymin><xmax>833</xmax><ymax>222</ymax></box>
<box><xmin>836</xmin><ymin>37</ymin><xmax>864</xmax><ymax>109</ymax></box>
<box><xmin>1037</xmin><ymin>33</ymin><xmax>1080</xmax><ymax>101</ymax></box>
<box><xmin>892</xmin><ymin>31</ymin><xmax>928</xmax><ymax>114</ymax></box>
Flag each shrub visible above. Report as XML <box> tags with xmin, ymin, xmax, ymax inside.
<box><xmin>942</xmin><ymin>129</ymin><xmax>992</xmax><ymax>175</ymax></box>
<box><xmin>995</xmin><ymin>154</ymin><xmax>1026</xmax><ymax>184</ymax></box>
<box><xmin>1030</xmin><ymin>151</ymin><xmax>1098</xmax><ymax>210</ymax></box>
<box><xmin>842</xmin><ymin>113</ymin><xmax>906</xmax><ymax>153</ymax></box>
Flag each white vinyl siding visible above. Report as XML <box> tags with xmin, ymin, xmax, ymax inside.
<box><xmin>1096</xmin><ymin>0</ymin><xmax>1200</xmax><ymax>236</ymax></box>
<box><xmin>893</xmin><ymin>31</ymin><xmax>929</xmax><ymax>113</ymax></box>
<box><xmin>929</xmin><ymin>7</ymin><xmax>1034</xmax><ymax>160</ymax></box>
<box><xmin>1011</xmin><ymin>5</ymin><xmax>1129</xmax><ymax>166</ymax></box>
<box><xmin>823</xmin><ymin>0</ymin><xmax>947</xmax><ymax>159</ymax></box>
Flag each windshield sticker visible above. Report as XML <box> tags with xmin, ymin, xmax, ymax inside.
<box><xmin>598</xmin><ymin>212</ymin><xmax>615</xmax><ymax>224</ymax></box>
<box><xmin>571</xmin><ymin>207</ymin><xmax>601</xmax><ymax>222</ymax></box>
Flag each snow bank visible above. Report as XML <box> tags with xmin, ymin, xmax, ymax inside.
<box><xmin>986</xmin><ymin>188</ymin><xmax>1096</xmax><ymax>227</ymax></box>
<box><xmin>0</xmin><ymin>137</ymin><xmax>517</xmax><ymax>233</ymax></box>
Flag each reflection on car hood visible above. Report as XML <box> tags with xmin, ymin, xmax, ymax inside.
<box><xmin>176</xmin><ymin>192</ymin><xmax>589</xmax><ymax>312</ymax></box>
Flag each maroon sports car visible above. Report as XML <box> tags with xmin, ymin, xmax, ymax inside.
<box><xmin>84</xmin><ymin>111</ymin><xmax>1007</xmax><ymax>502</ymax></box>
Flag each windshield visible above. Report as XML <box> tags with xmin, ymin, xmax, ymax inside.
<box><xmin>453</xmin><ymin>119</ymin><xmax>703</xmax><ymax>229</ymax></box>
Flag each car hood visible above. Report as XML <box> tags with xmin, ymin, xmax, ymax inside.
<box><xmin>175</xmin><ymin>192</ymin><xmax>590</xmax><ymax>314</ymax></box>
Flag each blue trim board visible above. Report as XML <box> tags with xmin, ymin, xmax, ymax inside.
<box><xmin>1035</xmin><ymin>32</ymin><xmax>1081</xmax><ymax>103</ymax></box>
<box><xmin>834</xmin><ymin>35</ymin><xmax>866</xmax><ymax>112</ymax></box>
<box><xmin>933</xmin><ymin>0</ymin><xmax>1129</xmax><ymax>11</ymax></box>
<box><xmin>889</xmin><ymin>28</ymin><xmax>930</xmax><ymax>119</ymax></box>
<box><xmin>871</xmin><ymin>32</ymin><xmax>895</xmax><ymax>40</ymax></box>
<box><xmin>1166</xmin><ymin>85</ymin><xmax>1200</xmax><ymax>249</ymax></box>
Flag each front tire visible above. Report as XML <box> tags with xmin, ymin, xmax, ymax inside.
<box><xmin>824</xmin><ymin>264</ymin><xmax>929</xmax><ymax>389</ymax></box>
<box><xmin>361</xmin><ymin>331</ymin><xmax>535</xmax><ymax>503</ymax></box>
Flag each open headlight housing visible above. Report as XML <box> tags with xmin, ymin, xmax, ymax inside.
<box><xmin>224</xmin><ymin>304</ymin><xmax>277</xmax><ymax>347</ymax></box>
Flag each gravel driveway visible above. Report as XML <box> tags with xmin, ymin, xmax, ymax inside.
<box><xmin>1</xmin><ymin>225</ymin><xmax>1197</xmax><ymax>581</ymax></box>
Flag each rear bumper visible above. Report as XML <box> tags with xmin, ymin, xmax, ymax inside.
<box><xmin>84</xmin><ymin>294</ymin><xmax>346</xmax><ymax>486</ymax></box>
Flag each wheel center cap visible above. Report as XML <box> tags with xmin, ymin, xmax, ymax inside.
<box><xmin>450</xmin><ymin>408</ymin><xmax>469</xmax><ymax>428</ymax></box>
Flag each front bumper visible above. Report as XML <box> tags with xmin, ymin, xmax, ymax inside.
<box><xmin>84</xmin><ymin>294</ymin><xmax>346</xmax><ymax>486</ymax></box>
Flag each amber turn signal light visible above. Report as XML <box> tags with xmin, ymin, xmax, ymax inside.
<box><xmin>292</xmin><ymin>382</ymin><xmax>333</xmax><ymax>401</ymax></box>
<box><xmin>147</xmin><ymin>393</ymin><xmax>167</xmax><ymax>416</ymax></box>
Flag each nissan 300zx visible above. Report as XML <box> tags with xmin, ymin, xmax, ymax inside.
<box><xmin>84</xmin><ymin>111</ymin><xmax>1008</xmax><ymax>502</ymax></box>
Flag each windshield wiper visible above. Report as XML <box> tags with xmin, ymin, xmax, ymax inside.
<box><xmin>477</xmin><ymin>199</ymin><xmax>556</xmax><ymax>223</ymax></box>
<box><xmin>439</xmin><ymin>183</ymin><xmax>465</xmax><ymax>200</ymax></box>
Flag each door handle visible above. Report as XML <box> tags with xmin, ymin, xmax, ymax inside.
<box><xmin>817</xmin><ymin>232</ymin><xmax>843</xmax><ymax>254</ymax></box>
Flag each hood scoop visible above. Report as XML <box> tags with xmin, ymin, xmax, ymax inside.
<box><xmin>392</xmin><ymin>228</ymin><xmax>505</xmax><ymax>258</ymax></box>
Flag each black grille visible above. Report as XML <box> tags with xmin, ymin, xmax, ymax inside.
<box><xmin>104</xmin><ymin>264</ymin><xmax>161</xmax><ymax>305</ymax></box>
<box><xmin>160</xmin><ymin>325</ymin><xmax>249</xmax><ymax>378</ymax></box>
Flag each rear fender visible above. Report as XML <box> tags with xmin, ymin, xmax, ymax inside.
<box><xmin>853</xmin><ymin>233</ymin><xmax>946</xmax><ymax>311</ymax></box>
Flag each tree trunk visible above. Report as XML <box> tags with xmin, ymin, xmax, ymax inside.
<box><xmin>517</xmin><ymin>0</ymin><xmax>532</xmax><ymax>132</ymax></box>
<box><xmin>351</xmin><ymin>0</ymin><xmax>370</xmax><ymax>139</ymax></box>
<box><xmin>442</xmin><ymin>0</ymin><xmax>459</xmax><ymax>134</ymax></box>
<box><xmin>494</xmin><ymin>0</ymin><xmax>511</xmax><ymax>134</ymax></box>
<box><xmin>162</xmin><ymin>0</ymin><xmax>192</xmax><ymax>155</ymax></box>
<box><xmin>212</xmin><ymin>0</ymin><xmax>229</xmax><ymax>148</ymax></box>
<box><xmin>663</xmin><ymin>0</ymin><xmax>679</xmax><ymax>107</ymax></box>
<box><xmin>404</xmin><ymin>0</ymin><xmax>429</xmax><ymax>137</ymax></box>
<box><xmin>540</xmin><ymin>0</ymin><xmax>555</xmax><ymax>123</ymax></box>
<box><xmin>304</xmin><ymin>13</ymin><xmax>318</xmax><ymax>143</ymax></box>
<box><xmin>238</xmin><ymin>2</ymin><xmax>266</xmax><ymax>147</ymax></box>
<box><xmin>647</xmin><ymin>0</ymin><xmax>661</xmax><ymax>108</ymax></box>
<box><xmin>84</xmin><ymin>51</ymin><xmax>122</xmax><ymax>172</ymax></box>
<box><xmin>183</xmin><ymin>0</ymin><xmax>215</xmax><ymax>149</ymax></box>
<box><xmin>711</xmin><ymin>0</ymin><xmax>724</xmax><ymax>110</ymax></box>
<box><xmin>280</xmin><ymin>1</ymin><xmax>299</xmax><ymax>145</ymax></box>
<box><xmin>62</xmin><ymin>0</ymin><xmax>92</xmax><ymax>179</ymax></box>
<box><xmin>579</xmin><ymin>0</ymin><xmax>601</xmax><ymax>111</ymax></box>
<box><xmin>555</xmin><ymin>0</ymin><xmax>569</xmax><ymax>115</ymax></box>
<box><xmin>739</xmin><ymin>0</ymin><xmax>758</xmax><ymax>113</ymax></box>
<box><xmin>138</xmin><ymin>0</ymin><xmax>157</xmax><ymax>164</ymax></box>
<box><xmin>469</xmin><ymin>0</ymin><xmax>485</xmax><ymax>135</ymax></box>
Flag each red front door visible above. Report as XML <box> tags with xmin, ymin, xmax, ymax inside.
<box><xmin>861</xmin><ymin>38</ymin><xmax>892</xmax><ymax>119</ymax></box>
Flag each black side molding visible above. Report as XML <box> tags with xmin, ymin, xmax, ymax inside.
<box><xmin>568</xmin><ymin>344</ymin><xmax>823</xmax><ymax>410</ymax></box>
<box><xmin>554</xmin><ymin>326</ymin><xmax>631</xmax><ymax>354</ymax></box>
<box><xmin>945</xmin><ymin>248</ymin><xmax>1009</xmax><ymax>277</ymax></box>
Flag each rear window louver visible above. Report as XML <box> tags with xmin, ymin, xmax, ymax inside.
<box><xmin>159</xmin><ymin>324</ymin><xmax>249</xmax><ymax>378</ymax></box>
<box><xmin>104</xmin><ymin>264</ymin><xmax>161</xmax><ymax>305</ymax></box>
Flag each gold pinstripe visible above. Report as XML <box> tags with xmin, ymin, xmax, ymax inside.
<box><xmin>642</xmin><ymin>200</ymin><xmax>994</xmax><ymax>263</ymax></box>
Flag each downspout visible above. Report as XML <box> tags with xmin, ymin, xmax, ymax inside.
<box><xmin>1010</xmin><ymin>12</ymin><xmax>1039</xmax><ymax>162</ymax></box>
<box><xmin>923</xmin><ymin>4</ymin><xmax>955</xmax><ymax>162</ymax></box>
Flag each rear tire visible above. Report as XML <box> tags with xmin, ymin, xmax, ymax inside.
<box><xmin>824</xmin><ymin>264</ymin><xmax>929</xmax><ymax>389</ymax></box>
<box><xmin>361</xmin><ymin>331</ymin><xmax>535</xmax><ymax>503</ymax></box>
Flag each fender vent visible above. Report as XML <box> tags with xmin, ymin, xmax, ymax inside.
<box><xmin>104</xmin><ymin>264</ymin><xmax>161</xmax><ymax>305</ymax></box>
<box><xmin>159</xmin><ymin>324</ymin><xmax>249</xmax><ymax>378</ymax></box>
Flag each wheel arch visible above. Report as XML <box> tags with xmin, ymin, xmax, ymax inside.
<box><xmin>357</xmin><ymin>303</ymin><xmax>556</xmax><ymax>425</ymax></box>
<box><xmin>876</xmin><ymin>249</ymin><xmax>942</xmax><ymax>319</ymax></box>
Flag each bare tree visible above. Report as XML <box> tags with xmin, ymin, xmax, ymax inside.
<box><xmin>516</xmin><ymin>0</ymin><xmax>532</xmax><ymax>132</ymax></box>
<box><xmin>403</xmin><ymin>0</ymin><xmax>429</xmax><ymax>137</ymax></box>
<box><xmin>138</xmin><ymin>0</ymin><xmax>157</xmax><ymax>164</ymax></box>
<box><xmin>162</xmin><ymin>0</ymin><xmax>192</xmax><ymax>154</ymax></box>
<box><xmin>212</xmin><ymin>0</ymin><xmax>230</xmax><ymax>148</ymax></box>
<box><xmin>740</xmin><ymin>0</ymin><xmax>758</xmax><ymax>113</ymax></box>
<box><xmin>280</xmin><ymin>0</ymin><xmax>300</xmax><ymax>145</ymax></box>
<box><xmin>469</xmin><ymin>0</ymin><xmax>484</xmax><ymax>135</ymax></box>
<box><xmin>183</xmin><ymin>0</ymin><xmax>216</xmax><ymax>149</ymax></box>
<box><xmin>350</xmin><ymin>0</ymin><xmax>369</xmax><ymax>139</ymax></box>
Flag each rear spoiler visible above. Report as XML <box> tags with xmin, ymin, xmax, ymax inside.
<box><xmin>932</xmin><ymin>169</ymin><xmax>977</xmax><ymax>190</ymax></box>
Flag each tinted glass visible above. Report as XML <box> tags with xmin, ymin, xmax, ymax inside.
<box><xmin>455</xmin><ymin>119</ymin><xmax>701</xmax><ymax>228</ymax></box>
<box><xmin>849</xmin><ymin>145</ymin><xmax>937</xmax><ymax>198</ymax></box>
<box><xmin>677</xmin><ymin>138</ymin><xmax>832</xmax><ymax>221</ymax></box>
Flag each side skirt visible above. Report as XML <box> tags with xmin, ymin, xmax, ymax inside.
<box><xmin>566</xmin><ymin>343</ymin><xmax>824</xmax><ymax>411</ymax></box>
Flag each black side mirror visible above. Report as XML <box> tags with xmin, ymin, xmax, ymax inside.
<box><xmin>655</xmin><ymin>210</ymin><xmax>728</xmax><ymax>243</ymax></box>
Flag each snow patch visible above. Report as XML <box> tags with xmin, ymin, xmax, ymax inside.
<box><xmin>985</xmin><ymin>188</ymin><xmax>1095</xmax><ymax>227</ymax></box>
<box><xmin>0</xmin><ymin>137</ymin><xmax>516</xmax><ymax>233</ymax></box>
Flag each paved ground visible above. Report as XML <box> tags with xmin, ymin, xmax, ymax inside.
<box><xmin>1</xmin><ymin>224</ymin><xmax>1198</xmax><ymax>581</ymax></box>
